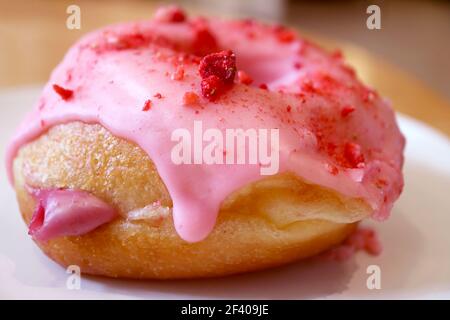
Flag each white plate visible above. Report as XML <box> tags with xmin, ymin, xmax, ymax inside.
<box><xmin>0</xmin><ymin>86</ymin><xmax>449</xmax><ymax>300</ymax></box>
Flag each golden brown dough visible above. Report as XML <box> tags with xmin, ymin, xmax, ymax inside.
<box><xmin>13</xmin><ymin>122</ymin><xmax>369</xmax><ymax>279</ymax></box>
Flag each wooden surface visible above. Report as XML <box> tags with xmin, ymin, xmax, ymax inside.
<box><xmin>0</xmin><ymin>0</ymin><xmax>449</xmax><ymax>136</ymax></box>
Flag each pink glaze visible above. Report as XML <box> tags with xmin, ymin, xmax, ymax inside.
<box><xmin>28</xmin><ymin>189</ymin><xmax>117</xmax><ymax>242</ymax></box>
<box><xmin>6</xmin><ymin>7</ymin><xmax>405</xmax><ymax>242</ymax></box>
<box><xmin>323</xmin><ymin>227</ymin><xmax>382</xmax><ymax>261</ymax></box>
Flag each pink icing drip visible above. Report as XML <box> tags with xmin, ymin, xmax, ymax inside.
<box><xmin>323</xmin><ymin>227</ymin><xmax>382</xmax><ymax>261</ymax></box>
<box><xmin>27</xmin><ymin>189</ymin><xmax>117</xmax><ymax>242</ymax></box>
<box><xmin>5</xmin><ymin>9</ymin><xmax>405</xmax><ymax>242</ymax></box>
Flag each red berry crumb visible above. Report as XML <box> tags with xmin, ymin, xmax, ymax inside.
<box><xmin>52</xmin><ymin>84</ymin><xmax>73</xmax><ymax>100</ymax></box>
<box><xmin>277</xmin><ymin>29</ymin><xmax>295</xmax><ymax>43</ymax></box>
<box><xmin>362</xmin><ymin>87</ymin><xmax>376</xmax><ymax>102</ymax></box>
<box><xmin>274</xmin><ymin>25</ymin><xmax>295</xmax><ymax>43</ymax></box>
<box><xmin>183</xmin><ymin>91</ymin><xmax>199</xmax><ymax>106</ymax></box>
<box><xmin>341</xmin><ymin>105</ymin><xmax>355</xmax><ymax>117</ymax></box>
<box><xmin>326</xmin><ymin>163</ymin><xmax>339</xmax><ymax>175</ymax></box>
<box><xmin>238</xmin><ymin>70</ymin><xmax>253</xmax><ymax>85</ymax></box>
<box><xmin>154</xmin><ymin>6</ymin><xmax>186</xmax><ymax>23</ymax></box>
<box><xmin>107</xmin><ymin>33</ymin><xmax>146</xmax><ymax>50</ymax></box>
<box><xmin>286</xmin><ymin>105</ymin><xmax>292</xmax><ymax>112</ymax></box>
<box><xmin>171</xmin><ymin>66</ymin><xmax>185</xmax><ymax>81</ymax></box>
<box><xmin>259</xmin><ymin>83</ymin><xmax>268</xmax><ymax>90</ymax></box>
<box><xmin>294</xmin><ymin>62</ymin><xmax>302</xmax><ymax>69</ymax></box>
<box><xmin>199</xmin><ymin>50</ymin><xmax>236</xmax><ymax>84</ymax></box>
<box><xmin>154</xmin><ymin>93</ymin><xmax>163</xmax><ymax>99</ymax></box>
<box><xmin>344</xmin><ymin>142</ymin><xmax>365</xmax><ymax>168</ymax></box>
<box><xmin>142</xmin><ymin>99</ymin><xmax>152</xmax><ymax>111</ymax></box>
<box><xmin>332</xmin><ymin>50</ymin><xmax>343</xmax><ymax>59</ymax></box>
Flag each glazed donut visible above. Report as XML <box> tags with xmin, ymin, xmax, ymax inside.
<box><xmin>6</xmin><ymin>6</ymin><xmax>405</xmax><ymax>279</ymax></box>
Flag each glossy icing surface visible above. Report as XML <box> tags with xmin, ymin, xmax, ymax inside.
<box><xmin>6</xmin><ymin>7</ymin><xmax>405</xmax><ymax>242</ymax></box>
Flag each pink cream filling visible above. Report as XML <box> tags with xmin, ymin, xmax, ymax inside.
<box><xmin>6</xmin><ymin>8</ymin><xmax>405</xmax><ymax>243</ymax></box>
<box><xmin>27</xmin><ymin>189</ymin><xmax>117</xmax><ymax>242</ymax></box>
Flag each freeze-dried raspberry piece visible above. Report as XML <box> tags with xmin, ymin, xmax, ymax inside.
<box><xmin>199</xmin><ymin>50</ymin><xmax>236</xmax><ymax>84</ymax></box>
<box><xmin>201</xmin><ymin>75</ymin><xmax>226</xmax><ymax>101</ymax></box>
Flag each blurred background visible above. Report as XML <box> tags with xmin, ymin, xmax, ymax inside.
<box><xmin>0</xmin><ymin>0</ymin><xmax>449</xmax><ymax>131</ymax></box>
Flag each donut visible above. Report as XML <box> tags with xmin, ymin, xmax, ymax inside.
<box><xmin>6</xmin><ymin>6</ymin><xmax>405</xmax><ymax>279</ymax></box>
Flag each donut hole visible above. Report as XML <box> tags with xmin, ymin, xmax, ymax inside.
<box><xmin>237</xmin><ymin>57</ymin><xmax>292</xmax><ymax>87</ymax></box>
<box><xmin>232</xmin><ymin>42</ymin><xmax>298</xmax><ymax>88</ymax></box>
